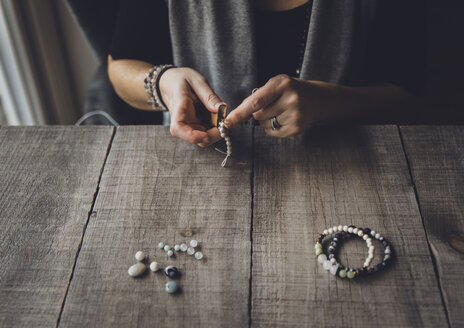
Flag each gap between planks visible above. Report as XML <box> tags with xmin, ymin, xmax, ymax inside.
<box><xmin>397</xmin><ymin>125</ymin><xmax>452</xmax><ymax>328</ymax></box>
<box><xmin>55</xmin><ymin>126</ymin><xmax>117</xmax><ymax>328</ymax></box>
<box><xmin>248</xmin><ymin>125</ymin><xmax>255</xmax><ymax>328</ymax></box>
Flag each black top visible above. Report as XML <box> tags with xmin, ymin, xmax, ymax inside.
<box><xmin>110</xmin><ymin>0</ymin><xmax>426</xmax><ymax>95</ymax></box>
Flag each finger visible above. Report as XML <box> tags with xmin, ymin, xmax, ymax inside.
<box><xmin>252</xmin><ymin>96</ymin><xmax>287</xmax><ymax>122</ymax></box>
<box><xmin>224</xmin><ymin>78</ymin><xmax>284</xmax><ymax>128</ymax></box>
<box><xmin>263</xmin><ymin>125</ymin><xmax>297</xmax><ymax>138</ymax></box>
<box><xmin>198</xmin><ymin>126</ymin><xmax>222</xmax><ymax>147</ymax></box>
<box><xmin>170</xmin><ymin>122</ymin><xmax>211</xmax><ymax>144</ymax></box>
<box><xmin>188</xmin><ymin>75</ymin><xmax>224</xmax><ymax>113</ymax></box>
<box><xmin>258</xmin><ymin>106</ymin><xmax>292</xmax><ymax>129</ymax></box>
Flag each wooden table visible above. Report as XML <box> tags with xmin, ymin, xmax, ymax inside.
<box><xmin>0</xmin><ymin>125</ymin><xmax>463</xmax><ymax>328</ymax></box>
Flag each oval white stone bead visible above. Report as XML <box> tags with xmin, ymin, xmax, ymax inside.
<box><xmin>190</xmin><ymin>240</ymin><xmax>198</xmax><ymax>248</ymax></box>
<box><xmin>195</xmin><ymin>251</ymin><xmax>203</xmax><ymax>260</ymax></box>
<box><xmin>167</xmin><ymin>250</ymin><xmax>174</xmax><ymax>257</ymax></box>
<box><xmin>315</xmin><ymin>244</ymin><xmax>322</xmax><ymax>251</ymax></box>
<box><xmin>363</xmin><ymin>234</ymin><xmax>369</xmax><ymax>240</ymax></box>
<box><xmin>174</xmin><ymin>245</ymin><xmax>180</xmax><ymax>251</ymax></box>
<box><xmin>323</xmin><ymin>260</ymin><xmax>332</xmax><ymax>270</ymax></box>
<box><xmin>157</xmin><ymin>242</ymin><xmax>165</xmax><ymax>249</ymax></box>
<box><xmin>317</xmin><ymin>254</ymin><xmax>327</xmax><ymax>264</ymax></box>
<box><xmin>330</xmin><ymin>258</ymin><xmax>336</xmax><ymax>264</ymax></box>
<box><xmin>150</xmin><ymin>261</ymin><xmax>160</xmax><ymax>272</ymax></box>
<box><xmin>348</xmin><ymin>227</ymin><xmax>353</xmax><ymax>233</ymax></box>
<box><xmin>128</xmin><ymin>262</ymin><xmax>146</xmax><ymax>277</ymax></box>
<box><xmin>366</xmin><ymin>238</ymin><xmax>372</xmax><ymax>243</ymax></box>
<box><xmin>353</xmin><ymin>228</ymin><xmax>358</xmax><ymax>234</ymax></box>
<box><xmin>338</xmin><ymin>225</ymin><xmax>343</xmax><ymax>232</ymax></box>
<box><xmin>375</xmin><ymin>233</ymin><xmax>381</xmax><ymax>239</ymax></box>
<box><xmin>323</xmin><ymin>229</ymin><xmax>328</xmax><ymax>235</ymax></box>
<box><xmin>330</xmin><ymin>264</ymin><xmax>339</xmax><ymax>275</ymax></box>
<box><xmin>135</xmin><ymin>251</ymin><xmax>145</xmax><ymax>262</ymax></box>
<box><xmin>371</xmin><ymin>230</ymin><xmax>376</xmax><ymax>237</ymax></box>
<box><xmin>164</xmin><ymin>245</ymin><xmax>171</xmax><ymax>252</ymax></box>
<box><xmin>187</xmin><ymin>247</ymin><xmax>195</xmax><ymax>255</ymax></box>
<box><xmin>332</xmin><ymin>226</ymin><xmax>338</xmax><ymax>232</ymax></box>
<box><xmin>357</xmin><ymin>230</ymin><xmax>363</xmax><ymax>237</ymax></box>
<box><xmin>180</xmin><ymin>244</ymin><xmax>188</xmax><ymax>252</ymax></box>
<box><xmin>343</xmin><ymin>225</ymin><xmax>348</xmax><ymax>232</ymax></box>
<box><xmin>328</xmin><ymin>228</ymin><xmax>333</xmax><ymax>234</ymax></box>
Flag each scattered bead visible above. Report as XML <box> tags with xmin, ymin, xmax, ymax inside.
<box><xmin>149</xmin><ymin>261</ymin><xmax>160</xmax><ymax>272</ymax></box>
<box><xmin>158</xmin><ymin>242</ymin><xmax>165</xmax><ymax>249</ymax></box>
<box><xmin>180</xmin><ymin>244</ymin><xmax>188</xmax><ymax>252</ymax></box>
<box><xmin>128</xmin><ymin>262</ymin><xmax>146</xmax><ymax>277</ymax></box>
<box><xmin>164</xmin><ymin>266</ymin><xmax>180</xmax><ymax>278</ymax></box>
<box><xmin>167</xmin><ymin>250</ymin><xmax>174</xmax><ymax>257</ymax></box>
<box><xmin>190</xmin><ymin>240</ymin><xmax>198</xmax><ymax>248</ymax></box>
<box><xmin>165</xmin><ymin>281</ymin><xmax>179</xmax><ymax>294</ymax></box>
<box><xmin>194</xmin><ymin>251</ymin><xmax>203</xmax><ymax>260</ymax></box>
<box><xmin>187</xmin><ymin>247</ymin><xmax>195</xmax><ymax>255</ymax></box>
<box><xmin>339</xmin><ymin>269</ymin><xmax>347</xmax><ymax>278</ymax></box>
<box><xmin>174</xmin><ymin>245</ymin><xmax>181</xmax><ymax>252</ymax></box>
<box><xmin>347</xmin><ymin>270</ymin><xmax>356</xmax><ymax>279</ymax></box>
<box><xmin>135</xmin><ymin>251</ymin><xmax>145</xmax><ymax>262</ymax></box>
<box><xmin>164</xmin><ymin>245</ymin><xmax>171</xmax><ymax>252</ymax></box>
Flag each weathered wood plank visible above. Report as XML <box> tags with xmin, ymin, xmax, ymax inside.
<box><xmin>400</xmin><ymin>126</ymin><xmax>464</xmax><ymax>327</ymax></box>
<box><xmin>251</xmin><ymin>126</ymin><xmax>448</xmax><ymax>327</ymax></box>
<box><xmin>0</xmin><ymin>126</ymin><xmax>114</xmax><ymax>328</ymax></box>
<box><xmin>59</xmin><ymin>126</ymin><xmax>253</xmax><ymax>327</ymax></box>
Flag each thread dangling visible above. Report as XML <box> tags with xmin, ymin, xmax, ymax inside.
<box><xmin>218</xmin><ymin>121</ymin><xmax>232</xmax><ymax>167</ymax></box>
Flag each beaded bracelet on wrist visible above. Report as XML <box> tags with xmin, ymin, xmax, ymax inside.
<box><xmin>314</xmin><ymin>225</ymin><xmax>393</xmax><ymax>279</ymax></box>
<box><xmin>144</xmin><ymin>64</ymin><xmax>175</xmax><ymax>111</ymax></box>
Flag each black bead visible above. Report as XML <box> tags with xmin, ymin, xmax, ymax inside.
<box><xmin>363</xmin><ymin>228</ymin><xmax>371</xmax><ymax>235</ymax></box>
<box><xmin>348</xmin><ymin>225</ymin><xmax>356</xmax><ymax>228</ymax></box>
<box><xmin>330</xmin><ymin>241</ymin><xmax>337</xmax><ymax>247</ymax></box>
<box><xmin>329</xmin><ymin>246</ymin><xmax>335</xmax><ymax>252</ymax></box>
<box><xmin>164</xmin><ymin>266</ymin><xmax>180</xmax><ymax>279</ymax></box>
<box><xmin>335</xmin><ymin>233</ymin><xmax>342</xmax><ymax>239</ymax></box>
<box><xmin>382</xmin><ymin>240</ymin><xmax>388</xmax><ymax>247</ymax></box>
<box><xmin>379</xmin><ymin>236</ymin><xmax>384</xmax><ymax>242</ymax></box>
<box><xmin>333</xmin><ymin>237</ymin><xmax>339</xmax><ymax>242</ymax></box>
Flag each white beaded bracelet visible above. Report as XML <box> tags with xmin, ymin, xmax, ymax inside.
<box><xmin>144</xmin><ymin>64</ymin><xmax>175</xmax><ymax>111</ymax></box>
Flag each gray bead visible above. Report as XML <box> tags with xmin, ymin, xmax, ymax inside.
<box><xmin>128</xmin><ymin>262</ymin><xmax>146</xmax><ymax>277</ymax></box>
<box><xmin>165</xmin><ymin>281</ymin><xmax>179</xmax><ymax>294</ymax></box>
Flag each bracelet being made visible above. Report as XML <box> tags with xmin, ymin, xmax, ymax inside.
<box><xmin>315</xmin><ymin>225</ymin><xmax>393</xmax><ymax>279</ymax></box>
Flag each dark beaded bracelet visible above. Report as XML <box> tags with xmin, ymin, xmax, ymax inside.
<box><xmin>315</xmin><ymin>225</ymin><xmax>393</xmax><ymax>279</ymax></box>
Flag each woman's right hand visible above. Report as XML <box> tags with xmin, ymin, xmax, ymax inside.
<box><xmin>159</xmin><ymin>67</ymin><xmax>224</xmax><ymax>147</ymax></box>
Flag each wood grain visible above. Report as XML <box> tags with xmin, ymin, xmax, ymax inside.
<box><xmin>0</xmin><ymin>126</ymin><xmax>114</xmax><ymax>328</ymax></box>
<box><xmin>400</xmin><ymin>126</ymin><xmax>464</xmax><ymax>327</ymax></box>
<box><xmin>59</xmin><ymin>126</ymin><xmax>253</xmax><ymax>328</ymax></box>
<box><xmin>251</xmin><ymin>126</ymin><xmax>448</xmax><ymax>327</ymax></box>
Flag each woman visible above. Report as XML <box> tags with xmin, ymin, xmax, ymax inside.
<box><xmin>108</xmin><ymin>0</ymin><xmax>426</xmax><ymax>147</ymax></box>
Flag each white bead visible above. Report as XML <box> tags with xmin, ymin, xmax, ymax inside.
<box><xmin>149</xmin><ymin>261</ymin><xmax>160</xmax><ymax>272</ymax></box>
<box><xmin>330</xmin><ymin>264</ymin><xmax>339</xmax><ymax>275</ymax></box>
<box><xmin>195</xmin><ymin>252</ymin><xmax>203</xmax><ymax>260</ymax></box>
<box><xmin>366</xmin><ymin>238</ymin><xmax>372</xmax><ymax>243</ymax></box>
<box><xmin>353</xmin><ymin>228</ymin><xmax>358</xmax><ymax>234</ymax></box>
<box><xmin>180</xmin><ymin>244</ymin><xmax>188</xmax><ymax>252</ymax></box>
<box><xmin>135</xmin><ymin>251</ymin><xmax>145</xmax><ymax>262</ymax></box>
<box><xmin>164</xmin><ymin>245</ymin><xmax>171</xmax><ymax>252</ymax></box>
<box><xmin>128</xmin><ymin>262</ymin><xmax>146</xmax><ymax>277</ymax></box>
<box><xmin>338</xmin><ymin>225</ymin><xmax>343</xmax><ymax>232</ymax></box>
<box><xmin>348</xmin><ymin>227</ymin><xmax>353</xmax><ymax>233</ymax></box>
<box><xmin>343</xmin><ymin>225</ymin><xmax>348</xmax><ymax>232</ymax></box>
<box><xmin>385</xmin><ymin>248</ymin><xmax>391</xmax><ymax>254</ymax></box>
<box><xmin>330</xmin><ymin>258</ymin><xmax>336</xmax><ymax>264</ymax></box>
<box><xmin>371</xmin><ymin>230</ymin><xmax>376</xmax><ymax>237</ymax></box>
<box><xmin>357</xmin><ymin>230</ymin><xmax>363</xmax><ymax>237</ymax></box>
<box><xmin>323</xmin><ymin>260</ymin><xmax>332</xmax><ymax>270</ymax></box>
<box><xmin>375</xmin><ymin>233</ymin><xmax>380</xmax><ymax>239</ymax></box>
<box><xmin>187</xmin><ymin>247</ymin><xmax>195</xmax><ymax>255</ymax></box>
<box><xmin>174</xmin><ymin>245</ymin><xmax>180</xmax><ymax>251</ymax></box>
<box><xmin>317</xmin><ymin>254</ymin><xmax>327</xmax><ymax>264</ymax></box>
<box><xmin>328</xmin><ymin>228</ymin><xmax>333</xmax><ymax>234</ymax></box>
<box><xmin>190</xmin><ymin>240</ymin><xmax>198</xmax><ymax>248</ymax></box>
<box><xmin>323</xmin><ymin>229</ymin><xmax>328</xmax><ymax>235</ymax></box>
<box><xmin>332</xmin><ymin>226</ymin><xmax>338</xmax><ymax>232</ymax></box>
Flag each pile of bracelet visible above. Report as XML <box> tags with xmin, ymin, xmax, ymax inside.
<box><xmin>314</xmin><ymin>225</ymin><xmax>393</xmax><ymax>279</ymax></box>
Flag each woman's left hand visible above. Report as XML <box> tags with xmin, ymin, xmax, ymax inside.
<box><xmin>224</xmin><ymin>74</ymin><xmax>340</xmax><ymax>137</ymax></box>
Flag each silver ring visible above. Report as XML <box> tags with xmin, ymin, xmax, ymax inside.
<box><xmin>271</xmin><ymin>116</ymin><xmax>282</xmax><ymax>131</ymax></box>
<box><xmin>251</xmin><ymin>88</ymin><xmax>259</xmax><ymax>94</ymax></box>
